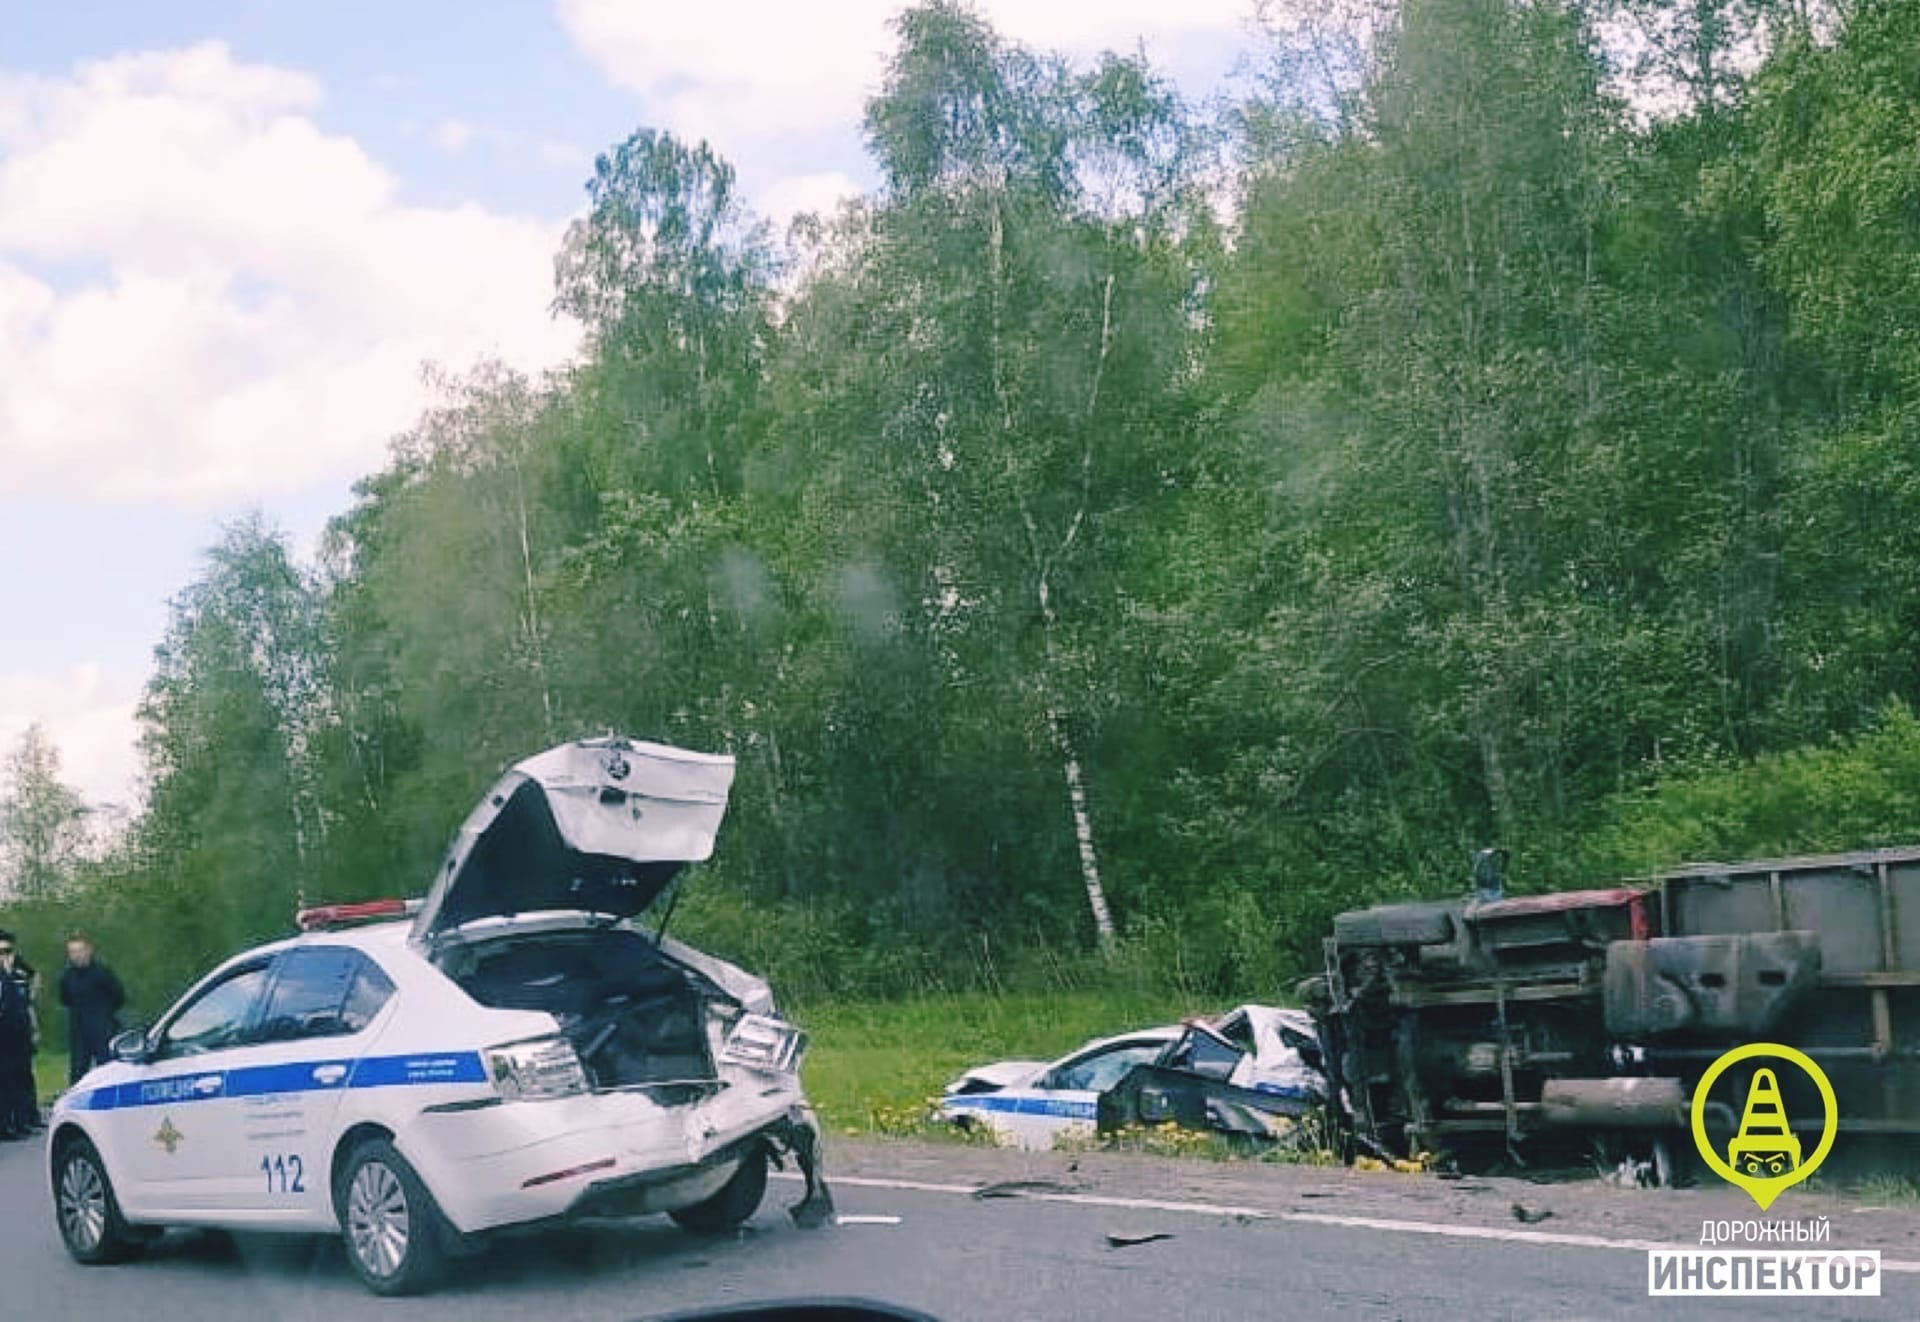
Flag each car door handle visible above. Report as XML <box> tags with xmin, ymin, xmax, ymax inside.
<box><xmin>312</xmin><ymin>1064</ymin><xmax>348</xmax><ymax>1086</ymax></box>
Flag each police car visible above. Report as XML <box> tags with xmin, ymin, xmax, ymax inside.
<box><xmin>45</xmin><ymin>736</ymin><xmax>833</xmax><ymax>1295</ymax></box>
<box><xmin>937</xmin><ymin>1005</ymin><xmax>1326</xmax><ymax>1149</ymax></box>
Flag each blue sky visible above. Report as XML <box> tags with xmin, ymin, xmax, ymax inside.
<box><xmin>0</xmin><ymin>1</ymin><xmax>1258</xmax><ymax>806</ymax></box>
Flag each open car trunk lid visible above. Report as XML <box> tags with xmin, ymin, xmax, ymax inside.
<box><xmin>411</xmin><ymin>736</ymin><xmax>736</xmax><ymax>945</ymax></box>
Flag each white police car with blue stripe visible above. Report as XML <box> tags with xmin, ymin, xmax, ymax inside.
<box><xmin>46</xmin><ymin>736</ymin><xmax>833</xmax><ymax>1295</ymax></box>
<box><xmin>937</xmin><ymin>1005</ymin><xmax>1326</xmax><ymax>1149</ymax></box>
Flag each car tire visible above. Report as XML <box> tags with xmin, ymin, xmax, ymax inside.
<box><xmin>335</xmin><ymin>1139</ymin><xmax>448</xmax><ymax>1296</ymax></box>
<box><xmin>54</xmin><ymin>1135</ymin><xmax>148</xmax><ymax>1265</ymax></box>
<box><xmin>668</xmin><ymin>1147</ymin><xmax>769</xmax><ymax>1236</ymax></box>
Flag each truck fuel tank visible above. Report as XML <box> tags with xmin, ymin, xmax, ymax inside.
<box><xmin>1539</xmin><ymin>1077</ymin><xmax>1688</xmax><ymax>1129</ymax></box>
<box><xmin>1603</xmin><ymin>932</ymin><xmax>1821</xmax><ymax>1041</ymax></box>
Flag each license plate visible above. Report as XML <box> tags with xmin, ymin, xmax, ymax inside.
<box><xmin>719</xmin><ymin>1014</ymin><xmax>806</xmax><ymax>1074</ymax></box>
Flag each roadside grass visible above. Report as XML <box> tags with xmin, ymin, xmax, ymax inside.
<box><xmin>1853</xmin><ymin>1173</ymin><xmax>1920</xmax><ymax>1207</ymax></box>
<box><xmin>34</xmin><ymin>1051</ymin><xmax>65</xmax><ymax>1104</ymax></box>
<box><xmin>793</xmin><ymin>988</ymin><xmax>1205</xmax><ymax>1137</ymax></box>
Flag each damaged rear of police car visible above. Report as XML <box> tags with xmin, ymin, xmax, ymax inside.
<box><xmin>46</xmin><ymin>736</ymin><xmax>832</xmax><ymax>1296</ymax></box>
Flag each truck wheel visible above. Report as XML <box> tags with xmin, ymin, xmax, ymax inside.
<box><xmin>669</xmin><ymin>1148</ymin><xmax>769</xmax><ymax>1236</ymax></box>
<box><xmin>54</xmin><ymin>1136</ymin><xmax>148</xmax><ymax>1264</ymax></box>
<box><xmin>336</xmin><ymin>1139</ymin><xmax>448</xmax><ymax>1296</ymax></box>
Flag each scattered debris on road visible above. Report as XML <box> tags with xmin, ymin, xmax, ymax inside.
<box><xmin>1353</xmin><ymin>1154</ymin><xmax>1429</xmax><ymax>1174</ymax></box>
<box><xmin>1510</xmin><ymin>1203</ymin><xmax>1554</xmax><ymax>1224</ymax></box>
<box><xmin>1106</xmin><ymin>1231</ymin><xmax>1176</xmax><ymax>1248</ymax></box>
<box><xmin>1604</xmin><ymin>1155</ymin><xmax>1656</xmax><ymax>1188</ymax></box>
<box><xmin>972</xmin><ymin>1179</ymin><xmax>1080</xmax><ymax>1200</ymax></box>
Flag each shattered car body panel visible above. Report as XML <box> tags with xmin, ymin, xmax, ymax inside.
<box><xmin>1205</xmin><ymin>1005</ymin><xmax>1328</xmax><ymax>1102</ymax></box>
<box><xmin>942</xmin><ymin>1060</ymin><xmax>1054</xmax><ymax>1096</ymax></box>
<box><xmin>1098</xmin><ymin>1063</ymin><xmax>1316</xmax><ymax>1141</ymax></box>
<box><xmin>937</xmin><ymin>1006</ymin><xmax>1329</xmax><ymax>1150</ymax></box>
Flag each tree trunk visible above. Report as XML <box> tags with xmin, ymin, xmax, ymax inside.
<box><xmin>1049</xmin><ymin>704</ymin><xmax>1116</xmax><ymax>947</ymax></box>
<box><xmin>991</xmin><ymin>184</ymin><xmax>1121</xmax><ymax>951</ymax></box>
<box><xmin>508</xmin><ymin>448</ymin><xmax>555</xmax><ymax>734</ymax></box>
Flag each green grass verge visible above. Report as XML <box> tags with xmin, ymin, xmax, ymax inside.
<box><xmin>792</xmin><ymin>988</ymin><xmax>1207</xmax><ymax>1136</ymax></box>
<box><xmin>35</xmin><ymin>1051</ymin><xmax>66</xmax><ymax>1104</ymax></box>
<box><xmin>1853</xmin><ymin>1173</ymin><xmax>1920</xmax><ymax>1207</ymax></box>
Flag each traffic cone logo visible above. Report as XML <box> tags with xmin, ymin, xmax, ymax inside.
<box><xmin>1690</xmin><ymin>1044</ymin><xmax>1838</xmax><ymax>1212</ymax></box>
<box><xmin>1726</xmin><ymin>1068</ymin><xmax>1801</xmax><ymax>1177</ymax></box>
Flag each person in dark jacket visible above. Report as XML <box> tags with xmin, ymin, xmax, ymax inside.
<box><xmin>59</xmin><ymin>934</ymin><xmax>125</xmax><ymax>1086</ymax></box>
<box><xmin>0</xmin><ymin>931</ymin><xmax>38</xmax><ymax>1139</ymax></box>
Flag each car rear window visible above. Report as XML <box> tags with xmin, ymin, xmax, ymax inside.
<box><xmin>258</xmin><ymin>947</ymin><xmax>393</xmax><ymax>1043</ymax></box>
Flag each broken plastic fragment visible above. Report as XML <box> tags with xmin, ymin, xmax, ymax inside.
<box><xmin>972</xmin><ymin>1179</ymin><xmax>1079</xmax><ymax>1200</ymax></box>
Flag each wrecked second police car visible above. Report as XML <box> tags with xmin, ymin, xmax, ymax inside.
<box><xmin>937</xmin><ymin>1005</ymin><xmax>1327</xmax><ymax>1150</ymax></box>
<box><xmin>46</xmin><ymin>736</ymin><xmax>833</xmax><ymax>1295</ymax></box>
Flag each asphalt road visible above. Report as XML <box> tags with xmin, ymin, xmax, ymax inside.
<box><xmin>1</xmin><ymin>1136</ymin><xmax>1908</xmax><ymax>1321</ymax></box>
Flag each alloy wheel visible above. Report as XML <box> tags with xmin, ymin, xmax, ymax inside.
<box><xmin>58</xmin><ymin>1152</ymin><xmax>108</xmax><ymax>1252</ymax></box>
<box><xmin>346</xmin><ymin>1160</ymin><xmax>411</xmax><ymax>1280</ymax></box>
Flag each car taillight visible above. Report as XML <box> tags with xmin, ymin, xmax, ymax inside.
<box><xmin>719</xmin><ymin>1013</ymin><xmax>806</xmax><ymax>1075</ymax></box>
<box><xmin>486</xmin><ymin>1036</ymin><xmax>589</xmax><ymax>1100</ymax></box>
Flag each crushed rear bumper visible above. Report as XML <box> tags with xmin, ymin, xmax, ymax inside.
<box><xmin>560</xmin><ymin>1105</ymin><xmax>834</xmax><ymax>1227</ymax></box>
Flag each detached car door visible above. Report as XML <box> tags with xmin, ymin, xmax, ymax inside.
<box><xmin>224</xmin><ymin>946</ymin><xmax>397</xmax><ymax>1225</ymax></box>
<box><xmin>116</xmin><ymin>958</ymin><xmax>275</xmax><ymax>1215</ymax></box>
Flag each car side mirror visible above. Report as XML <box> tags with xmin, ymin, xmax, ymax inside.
<box><xmin>110</xmin><ymin>1027</ymin><xmax>151</xmax><ymax>1063</ymax></box>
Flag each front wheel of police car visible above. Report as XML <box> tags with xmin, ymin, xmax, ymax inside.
<box><xmin>336</xmin><ymin>1139</ymin><xmax>451</xmax><ymax>1297</ymax></box>
<box><xmin>53</xmin><ymin>1135</ymin><xmax>149</xmax><ymax>1265</ymax></box>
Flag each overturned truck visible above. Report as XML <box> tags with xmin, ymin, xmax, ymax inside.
<box><xmin>1301</xmin><ymin>848</ymin><xmax>1920</xmax><ymax>1178</ymax></box>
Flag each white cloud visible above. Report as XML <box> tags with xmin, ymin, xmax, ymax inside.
<box><xmin>430</xmin><ymin>115</ymin><xmax>476</xmax><ymax>152</ymax></box>
<box><xmin>0</xmin><ymin>42</ymin><xmax>581</xmax><ymax>505</ymax></box>
<box><xmin>0</xmin><ymin>664</ymin><xmax>142</xmax><ymax>811</ymax></box>
<box><xmin>420</xmin><ymin>117</ymin><xmax>587</xmax><ymax>174</ymax></box>
<box><xmin>761</xmin><ymin>170</ymin><xmax>862</xmax><ymax>230</ymax></box>
<box><xmin>536</xmin><ymin>137</ymin><xmax>588</xmax><ymax>171</ymax></box>
<box><xmin>557</xmin><ymin>0</ymin><xmax>1248</xmax><ymax>144</ymax></box>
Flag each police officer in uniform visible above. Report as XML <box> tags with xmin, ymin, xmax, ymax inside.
<box><xmin>0</xmin><ymin>931</ymin><xmax>40</xmax><ymax>1139</ymax></box>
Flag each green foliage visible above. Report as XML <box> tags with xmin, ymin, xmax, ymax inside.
<box><xmin>13</xmin><ymin>1</ymin><xmax>1920</xmax><ymax>1018</ymax></box>
<box><xmin>1573</xmin><ymin>702</ymin><xmax>1920</xmax><ymax>880</ymax></box>
<box><xmin>0</xmin><ymin>724</ymin><xmax>91</xmax><ymax>901</ymax></box>
<box><xmin>797</xmin><ymin>988</ymin><xmax>1198</xmax><ymax>1132</ymax></box>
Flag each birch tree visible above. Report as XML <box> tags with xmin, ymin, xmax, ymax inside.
<box><xmin>0</xmin><ymin>724</ymin><xmax>90</xmax><ymax>900</ymax></box>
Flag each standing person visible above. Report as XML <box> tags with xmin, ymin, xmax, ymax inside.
<box><xmin>59</xmin><ymin>933</ymin><xmax>125</xmax><ymax>1086</ymax></box>
<box><xmin>0</xmin><ymin>931</ymin><xmax>37</xmax><ymax>1139</ymax></box>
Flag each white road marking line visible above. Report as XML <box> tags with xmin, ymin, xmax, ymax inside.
<box><xmin>779</xmin><ymin>1173</ymin><xmax>1920</xmax><ymax>1273</ymax></box>
<box><xmin>786</xmin><ymin>1174</ymin><xmax>975</xmax><ymax>1196</ymax></box>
